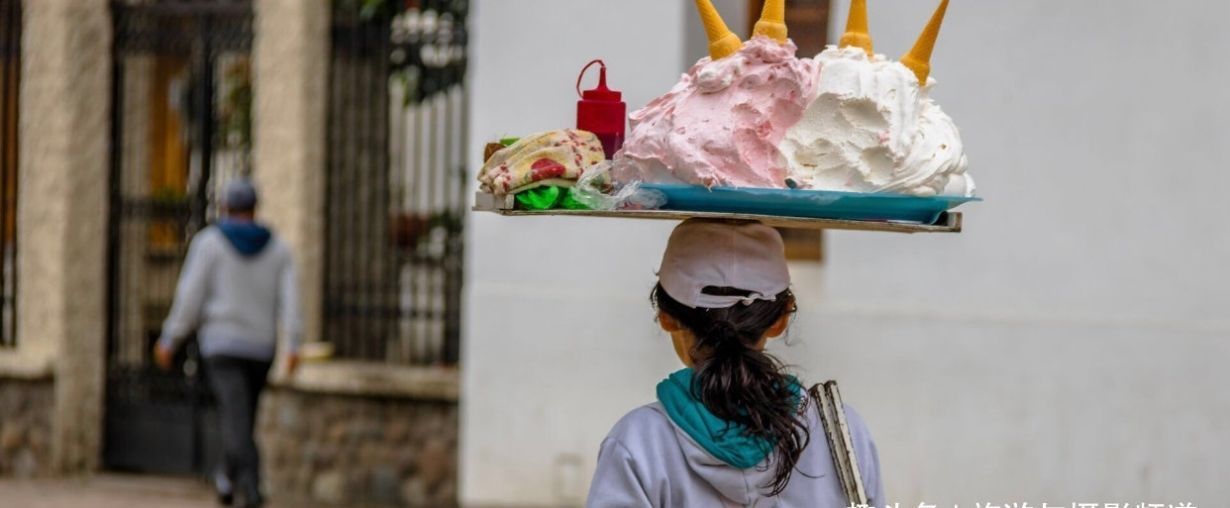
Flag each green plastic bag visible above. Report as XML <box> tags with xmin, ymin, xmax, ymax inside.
<box><xmin>559</xmin><ymin>191</ymin><xmax>590</xmax><ymax>210</ymax></box>
<box><xmin>515</xmin><ymin>187</ymin><xmax>562</xmax><ymax>210</ymax></box>
<box><xmin>514</xmin><ymin>186</ymin><xmax>591</xmax><ymax>211</ymax></box>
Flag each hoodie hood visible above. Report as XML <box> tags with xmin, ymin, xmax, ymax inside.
<box><xmin>216</xmin><ymin>220</ymin><xmax>272</xmax><ymax>257</ymax></box>
<box><xmin>656</xmin><ymin>368</ymin><xmax>804</xmax><ymax>505</ymax></box>
<box><xmin>657</xmin><ymin>368</ymin><xmax>774</xmax><ymax>468</ymax></box>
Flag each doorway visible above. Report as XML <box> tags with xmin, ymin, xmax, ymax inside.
<box><xmin>103</xmin><ymin>0</ymin><xmax>253</xmax><ymax>475</ymax></box>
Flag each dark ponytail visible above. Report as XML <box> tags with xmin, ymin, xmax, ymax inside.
<box><xmin>651</xmin><ymin>283</ymin><xmax>806</xmax><ymax>496</ymax></box>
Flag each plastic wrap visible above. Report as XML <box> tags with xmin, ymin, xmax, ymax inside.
<box><xmin>568</xmin><ymin>162</ymin><xmax>666</xmax><ymax>211</ymax></box>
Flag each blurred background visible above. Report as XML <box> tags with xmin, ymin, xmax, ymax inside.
<box><xmin>0</xmin><ymin>0</ymin><xmax>1227</xmax><ymax>507</ymax></box>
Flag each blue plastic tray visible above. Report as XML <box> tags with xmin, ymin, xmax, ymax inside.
<box><xmin>641</xmin><ymin>184</ymin><xmax>981</xmax><ymax>225</ymax></box>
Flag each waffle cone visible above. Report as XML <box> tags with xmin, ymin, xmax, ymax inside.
<box><xmin>753</xmin><ymin>0</ymin><xmax>788</xmax><ymax>43</ymax></box>
<box><xmin>838</xmin><ymin>0</ymin><xmax>873</xmax><ymax>56</ymax></box>
<box><xmin>901</xmin><ymin>0</ymin><xmax>949</xmax><ymax>84</ymax></box>
<box><xmin>695</xmin><ymin>0</ymin><xmax>743</xmax><ymax>60</ymax></box>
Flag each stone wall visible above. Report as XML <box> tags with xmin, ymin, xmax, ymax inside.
<box><xmin>258</xmin><ymin>388</ymin><xmax>458</xmax><ymax>507</ymax></box>
<box><xmin>0</xmin><ymin>378</ymin><xmax>53</xmax><ymax>477</ymax></box>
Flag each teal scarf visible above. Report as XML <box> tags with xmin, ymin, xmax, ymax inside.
<box><xmin>656</xmin><ymin>368</ymin><xmax>801</xmax><ymax>469</ymax></box>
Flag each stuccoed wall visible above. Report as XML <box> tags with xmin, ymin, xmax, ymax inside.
<box><xmin>0</xmin><ymin>378</ymin><xmax>53</xmax><ymax>477</ymax></box>
<box><xmin>465</xmin><ymin>0</ymin><xmax>1230</xmax><ymax>506</ymax></box>
<box><xmin>17</xmin><ymin>0</ymin><xmax>111</xmax><ymax>473</ymax></box>
<box><xmin>252</xmin><ymin>0</ymin><xmax>328</xmax><ymax>347</ymax></box>
<box><xmin>259</xmin><ymin>389</ymin><xmax>458</xmax><ymax>507</ymax></box>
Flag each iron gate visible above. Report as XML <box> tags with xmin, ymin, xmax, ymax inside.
<box><xmin>104</xmin><ymin>0</ymin><xmax>253</xmax><ymax>475</ymax></box>
<box><xmin>324</xmin><ymin>0</ymin><xmax>468</xmax><ymax>366</ymax></box>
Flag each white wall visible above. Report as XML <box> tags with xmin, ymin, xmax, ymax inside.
<box><xmin>465</xmin><ymin>1</ymin><xmax>1230</xmax><ymax>506</ymax></box>
<box><xmin>462</xmin><ymin>1</ymin><xmax>686</xmax><ymax>505</ymax></box>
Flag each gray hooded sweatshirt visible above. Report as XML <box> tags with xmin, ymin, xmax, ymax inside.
<box><xmin>157</xmin><ymin>222</ymin><xmax>301</xmax><ymax>361</ymax></box>
<box><xmin>586</xmin><ymin>401</ymin><xmax>884</xmax><ymax>507</ymax></box>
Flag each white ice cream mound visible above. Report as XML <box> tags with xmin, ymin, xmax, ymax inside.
<box><xmin>780</xmin><ymin>46</ymin><xmax>974</xmax><ymax>197</ymax></box>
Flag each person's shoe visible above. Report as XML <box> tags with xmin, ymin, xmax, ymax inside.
<box><xmin>214</xmin><ymin>472</ymin><xmax>235</xmax><ymax>506</ymax></box>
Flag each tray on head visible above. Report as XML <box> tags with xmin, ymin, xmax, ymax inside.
<box><xmin>473</xmin><ymin>191</ymin><xmax>965</xmax><ymax>234</ymax></box>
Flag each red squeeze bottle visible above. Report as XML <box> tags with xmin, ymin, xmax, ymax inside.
<box><xmin>576</xmin><ymin>59</ymin><xmax>626</xmax><ymax>159</ymax></box>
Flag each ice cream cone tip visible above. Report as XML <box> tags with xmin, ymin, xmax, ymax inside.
<box><xmin>753</xmin><ymin>0</ymin><xmax>789</xmax><ymax>43</ymax></box>
<box><xmin>901</xmin><ymin>0</ymin><xmax>949</xmax><ymax>85</ymax></box>
<box><xmin>695</xmin><ymin>0</ymin><xmax>744</xmax><ymax>60</ymax></box>
<box><xmin>839</xmin><ymin>0</ymin><xmax>874</xmax><ymax>56</ymax></box>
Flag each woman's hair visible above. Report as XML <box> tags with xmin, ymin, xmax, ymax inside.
<box><xmin>651</xmin><ymin>282</ymin><xmax>806</xmax><ymax>496</ymax></box>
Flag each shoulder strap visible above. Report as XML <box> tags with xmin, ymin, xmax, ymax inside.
<box><xmin>809</xmin><ymin>380</ymin><xmax>868</xmax><ymax>506</ymax></box>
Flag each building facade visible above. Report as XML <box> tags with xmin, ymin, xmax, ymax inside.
<box><xmin>0</xmin><ymin>1</ymin><xmax>466</xmax><ymax>506</ymax></box>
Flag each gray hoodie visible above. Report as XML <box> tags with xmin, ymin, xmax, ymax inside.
<box><xmin>586</xmin><ymin>401</ymin><xmax>884</xmax><ymax>507</ymax></box>
<box><xmin>157</xmin><ymin>223</ymin><xmax>301</xmax><ymax>361</ymax></box>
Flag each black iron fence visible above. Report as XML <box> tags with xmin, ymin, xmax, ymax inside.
<box><xmin>325</xmin><ymin>0</ymin><xmax>468</xmax><ymax>365</ymax></box>
<box><xmin>0</xmin><ymin>0</ymin><xmax>19</xmax><ymax>348</ymax></box>
<box><xmin>105</xmin><ymin>0</ymin><xmax>252</xmax><ymax>474</ymax></box>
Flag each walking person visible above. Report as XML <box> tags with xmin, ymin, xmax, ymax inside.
<box><xmin>586</xmin><ymin>219</ymin><xmax>884</xmax><ymax>507</ymax></box>
<box><xmin>154</xmin><ymin>179</ymin><xmax>301</xmax><ymax>508</ymax></box>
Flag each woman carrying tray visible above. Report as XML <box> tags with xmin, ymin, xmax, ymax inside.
<box><xmin>586</xmin><ymin>219</ymin><xmax>885</xmax><ymax>507</ymax></box>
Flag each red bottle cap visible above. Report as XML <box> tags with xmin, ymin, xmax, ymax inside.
<box><xmin>577</xmin><ymin>59</ymin><xmax>622</xmax><ymax>102</ymax></box>
<box><xmin>576</xmin><ymin>59</ymin><xmax>626</xmax><ymax>159</ymax></box>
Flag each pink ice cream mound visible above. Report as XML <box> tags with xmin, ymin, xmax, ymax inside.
<box><xmin>613</xmin><ymin>37</ymin><xmax>818</xmax><ymax>188</ymax></box>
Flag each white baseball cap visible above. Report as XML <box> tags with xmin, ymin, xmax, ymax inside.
<box><xmin>658</xmin><ymin>219</ymin><xmax>791</xmax><ymax>309</ymax></box>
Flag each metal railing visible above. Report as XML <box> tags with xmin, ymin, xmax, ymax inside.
<box><xmin>0</xmin><ymin>0</ymin><xmax>20</xmax><ymax>348</ymax></box>
<box><xmin>324</xmin><ymin>0</ymin><xmax>467</xmax><ymax>366</ymax></box>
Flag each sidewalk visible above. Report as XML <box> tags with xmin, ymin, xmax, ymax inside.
<box><xmin>0</xmin><ymin>474</ymin><xmax>266</xmax><ymax>508</ymax></box>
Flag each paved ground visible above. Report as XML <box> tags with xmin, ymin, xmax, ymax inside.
<box><xmin>0</xmin><ymin>474</ymin><xmax>271</xmax><ymax>508</ymax></box>
<box><xmin>0</xmin><ymin>475</ymin><xmax>506</xmax><ymax>507</ymax></box>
